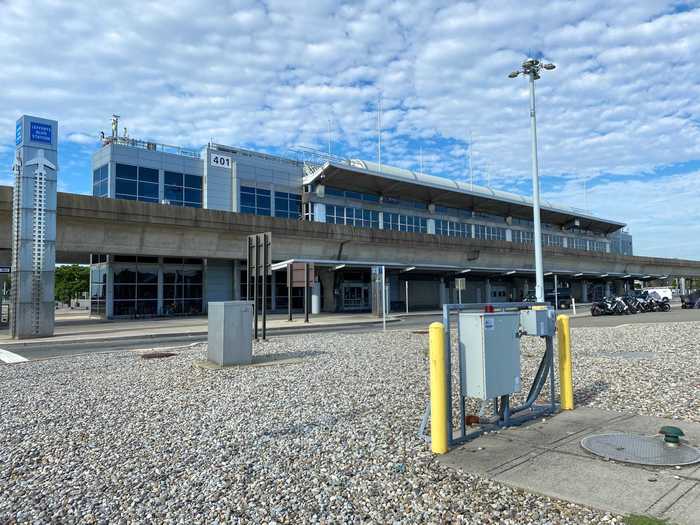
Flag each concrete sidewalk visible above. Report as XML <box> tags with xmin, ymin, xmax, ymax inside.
<box><xmin>0</xmin><ymin>311</ymin><xmax>399</xmax><ymax>348</ymax></box>
<box><xmin>439</xmin><ymin>407</ymin><xmax>700</xmax><ymax>524</ymax></box>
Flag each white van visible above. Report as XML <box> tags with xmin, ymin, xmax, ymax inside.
<box><xmin>642</xmin><ymin>287</ymin><xmax>673</xmax><ymax>302</ymax></box>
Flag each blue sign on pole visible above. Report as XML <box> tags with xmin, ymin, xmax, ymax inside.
<box><xmin>15</xmin><ymin>122</ymin><xmax>22</xmax><ymax>146</ymax></box>
<box><xmin>29</xmin><ymin>122</ymin><xmax>52</xmax><ymax>144</ymax></box>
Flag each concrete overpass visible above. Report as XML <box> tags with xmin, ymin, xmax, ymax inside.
<box><xmin>1</xmin><ymin>186</ymin><xmax>699</xmax><ymax>279</ymax></box>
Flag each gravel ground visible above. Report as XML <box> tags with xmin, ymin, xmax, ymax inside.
<box><xmin>1</xmin><ymin>321</ymin><xmax>697</xmax><ymax>524</ymax></box>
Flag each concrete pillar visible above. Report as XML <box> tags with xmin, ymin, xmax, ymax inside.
<box><xmin>581</xmin><ymin>281</ymin><xmax>589</xmax><ymax>303</ymax></box>
<box><xmin>11</xmin><ymin>115</ymin><xmax>58</xmax><ymax>338</ymax></box>
<box><xmin>233</xmin><ymin>260</ymin><xmax>241</xmax><ymax>300</ymax></box>
<box><xmin>319</xmin><ymin>269</ymin><xmax>336</xmax><ymax>313</ymax></box>
<box><xmin>427</xmin><ymin>218</ymin><xmax>436</xmax><ymax>234</ymax></box>
<box><xmin>680</xmin><ymin>277</ymin><xmax>687</xmax><ymax>295</ymax></box>
<box><xmin>605</xmin><ymin>281</ymin><xmax>612</xmax><ymax>298</ymax></box>
<box><xmin>311</xmin><ymin>281</ymin><xmax>321</xmax><ymax>314</ymax></box>
<box><xmin>615</xmin><ymin>280</ymin><xmax>625</xmax><ymax>296</ymax></box>
<box><xmin>439</xmin><ymin>277</ymin><xmax>447</xmax><ymax>306</ymax></box>
<box><xmin>485</xmin><ymin>278</ymin><xmax>492</xmax><ymax>302</ymax></box>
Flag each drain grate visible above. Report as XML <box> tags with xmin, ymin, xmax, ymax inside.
<box><xmin>140</xmin><ymin>352</ymin><xmax>176</xmax><ymax>360</ymax></box>
<box><xmin>581</xmin><ymin>432</ymin><xmax>700</xmax><ymax>466</ymax></box>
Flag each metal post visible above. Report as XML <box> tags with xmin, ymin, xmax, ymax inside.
<box><xmin>529</xmin><ymin>71</ymin><xmax>545</xmax><ymax>303</ymax></box>
<box><xmin>287</xmin><ymin>263</ymin><xmax>292</xmax><ymax>322</ymax></box>
<box><xmin>381</xmin><ymin>265</ymin><xmax>387</xmax><ymax>331</ymax></box>
<box><xmin>458</xmin><ymin>287</ymin><xmax>462</xmax><ymax>305</ymax></box>
<box><xmin>246</xmin><ymin>237</ymin><xmax>252</xmax><ymax>301</ymax></box>
<box><xmin>253</xmin><ymin>237</ymin><xmax>259</xmax><ymax>340</ymax></box>
<box><xmin>304</xmin><ymin>263</ymin><xmax>309</xmax><ymax>323</ymax></box>
<box><xmin>405</xmin><ymin>280</ymin><xmax>409</xmax><ymax>314</ymax></box>
<box><xmin>554</xmin><ymin>274</ymin><xmax>558</xmax><ymax>311</ymax></box>
<box><xmin>261</xmin><ymin>234</ymin><xmax>267</xmax><ymax>340</ymax></box>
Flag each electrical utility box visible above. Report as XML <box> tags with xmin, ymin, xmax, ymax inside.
<box><xmin>519</xmin><ymin>308</ymin><xmax>556</xmax><ymax>337</ymax></box>
<box><xmin>458</xmin><ymin>312</ymin><xmax>521</xmax><ymax>399</ymax></box>
<box><xmin>207</xmin><ymin>301</ymin><xmax>253</xmax><ymax>366</ymax></box>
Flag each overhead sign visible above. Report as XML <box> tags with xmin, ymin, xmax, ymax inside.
<box><xmin>29</xmin><ymin>121</ymin><xmax>52</xmax><ymax>144</ymax></box>
<box><xmin>15</xmin><ymin>122</ymin><xmax>22</xmax><ymax>146</ymax></box>
<box><xmin>210</xmin><ymin>153</ymin><xmax>232</xmax><ymax>169</ymax></box>
<box><xmin>0</xmin><ymin>266</ymin><xmax>10</xmax><ymax>273</ymax></box>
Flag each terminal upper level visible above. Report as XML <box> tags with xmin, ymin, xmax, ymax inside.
<box><xmin>91</xmin><ymin>135</ymin><xmax>633</xmax><ymax>256</ymax></box>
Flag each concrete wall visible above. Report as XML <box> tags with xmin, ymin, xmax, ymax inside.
<box><xmin>1</xmin><ymin>187</ymin><xmax>700</xmax><ymax>278</ymax></box>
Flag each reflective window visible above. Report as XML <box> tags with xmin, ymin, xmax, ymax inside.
<box><xmin>571</xmin><ymin>238</ymin><xmax>588</xmax><ymax>250</ymax></box>
<box><xmin>92</xmin><ymin>165</ymin><xmax>109</xmax><ymax>197</ymax></box>
<box><xmin>90</xmin><ymin>264</ymin><xmax>107</xmax><ymax>317</ymax></box>
<box><xmin>542</xmin><ymin>233</ymin><xmax>564</xmax><ymax>247</ymax></box>
<box><xmin>115</xmin><ymin>163</ymin><xmax>160</xmax><ymax>203</ymax></box>
<box><xmin>326</xmin><ymin>205</ymin><xmax>379</xmax><ymax>229</ymax></box>
<box><xmin>274</xmin><ymin>191</ymin><xmax>302</xmax><ymax>219</ymax></box>
<box><xmin>163</xmin><ymin>171</ymin><xmax>202</xmax><ymax>208</ymax></box>
<box><xmin>240</xmin><ymin>186</ymin><xmax>271</xmax><ymax>216</ymax></box>
<box><xmin>162</xmin><ymin>263</ymin><xmax>203</xmax><ymax>315</ymax></box>
<box><xmin>325</xmin><ymin>186</ymin><xmax>380</xmax><ymax>203</ymax></box>
<box><xmin>112</xmin><ymin>261</ymin><xmax>161</xmax><ymax>317</ymax></box>
<box><xmin>474</xmin><ymin>224</ymin><xmax>507</xmax><ymax>241</ymax></box>
<box><xmin>383</xmin><ymin>212</ymin><xmax>427</xmax><ymax>233</ymax></box>
<box><xmin>435</xmin><ymin>219</ymin><xmax>471</xmax><ymax>238</ymax></box>
<box><xmin>512</xmin><ymin>230</ymin><xmax>534</xmax><ymax>244</ymax></box>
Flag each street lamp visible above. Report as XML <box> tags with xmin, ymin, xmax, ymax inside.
<box><xmin>509</xmin><ymin>58</ymin><xmax>556</xmax><ymax>303</ymax></box>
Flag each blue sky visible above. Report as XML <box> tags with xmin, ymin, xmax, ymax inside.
<box><xmin>2</xmin><ymin>0</ymin><xmax>700</xmax><ymax>259</ymax></box>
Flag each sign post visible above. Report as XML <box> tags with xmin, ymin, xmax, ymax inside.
<box><xmin>246</xmin><ymin>233</ymin><xmax>271</xmax><ymax>340</ymax></box>
<box><xmin>455</xmin><ymin>277</ymin><xmax>466</xmax><ymax>305</ymax></box>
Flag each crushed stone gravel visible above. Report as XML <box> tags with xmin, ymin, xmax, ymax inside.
<box><xmin>2</xmin><ymin>320</ymin><xmax>696</xmax><ymax>523</ymax></box>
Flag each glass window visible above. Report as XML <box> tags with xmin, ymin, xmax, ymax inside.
<box><xmin>185</xmin><ymin>174</ymin><xmax>202</xmax><ymax>189</ymax></box>
<box><xmin>240</xmin><ymin>186</ymin><xmax>272</xmax><ymax>216</ymax></box>
<box><xmin>164</xmin><ymin>171</ymin><xmax>183</xmax><ymax>186</ymax></box>
<box><xmin>274</xmin><ymin>191</ymin><xmax>302</xmax><ymax>219</ymax></box>
<box><xmin>116</xmin><ymin>178</ymin><xmax>137</xmax><ymax>196</ymax></box>
<box><xmin>139</xmin><ymin>167</ymin><xmax>159</xmax><ymax>183</ymax></box>
<box><xmin>184</xmin><ymin>188</ymin><xmax>202</xmax><ymax>204</ymax></box>
<box><xmin>116</xmin><ymin>163</ymin><xmax>137</xmax><ymax>180</ymax></box>
<box><xmin>139</xmin><ymin>182</ymin><xmax>159</xmax><ymax>199</ymax></box>
<box><xmin>165</xmin><ymin>186</ymin><xmax>183</xmax><ymax>201</ymax></box>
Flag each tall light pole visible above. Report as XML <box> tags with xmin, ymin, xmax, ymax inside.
<box><xmin>509</xmin><ymin>58</ymin><xmax>556</xmax><ymax>303</ymax></box>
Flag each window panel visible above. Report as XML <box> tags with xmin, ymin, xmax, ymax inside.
<box><xmin>138</xmin><ymin>285</ymin><xmax>158</xmax><ymax>300</ymax></box>
<box><xmin>116</xmin><ymin>163</ymin><xmax>137</xmax><ymax>180</ymax></box>
<box><xmin>164</xmin><ymin>171</ymin><xmax>183</xmax><ymax>186</ymax></box>
<box><xmin>185</xmin><ymin>174</ymin><xmax>202</xmax><ymax>189</ymax></box>
<box><xmin>184</xmin><ymin>188</ymin><xmax>202</xmax><ymax>204</ymax></box>
<box><xmin>115</xmin><ymin>178</ymin><xmax>137</xmax><ymax>196</ymax></box>
<box><xmin>114</xmin><ymin>268</ymin><xmax>136</xmax><ymax>284</ymax></box>
<box><xmin>165</xmin><ymin>186</ymin><xmax>183</xmax><ymax>201</ymax></box>
<box><xmin>138</xmin><ymin>181</ymin><xmax>159</xmax><ymax>199</ymax></box>
<box><xmin>139</xmin><ymin>167</ymin><xmax>159</xmax><ymax>183</ymax></box>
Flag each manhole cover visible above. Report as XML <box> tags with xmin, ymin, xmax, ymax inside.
<box><xmin>581</xmin><ymin>432</ymin><xmax>700</xmax><ymax>466</ymax></box>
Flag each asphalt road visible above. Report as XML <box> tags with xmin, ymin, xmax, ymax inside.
<box><xmin>3</xmin><ymin>308</ymin><xmax>698</xmax><ymax>362</ymax></box>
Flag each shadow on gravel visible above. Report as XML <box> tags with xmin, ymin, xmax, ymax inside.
<box><xmin>252</xmin><ymin>349</ymin><xmax>326</xmax><ymax>365</ymax></box>
<box><xmin>575</xmin><ymin>380</ymin><xmax>610</xmax><ymax>405</ymax></box>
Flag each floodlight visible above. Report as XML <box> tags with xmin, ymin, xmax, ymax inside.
<box><xmin>543</xmin><ymin>63</ymin><xmax>556</xmax><ymax>70</ymax></box>
<box><xmin>508</xmin><ymin>71</ymin><xmax>520</xmax><ymax>78</ymax></box>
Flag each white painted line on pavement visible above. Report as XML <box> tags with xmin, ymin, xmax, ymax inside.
<box><xmin>0</xmin><ymin>348</ymin><xmax>29</xmax><ymax>364</ymax></box>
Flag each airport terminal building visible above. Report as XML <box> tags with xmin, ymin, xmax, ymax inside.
<box><xmin>89</xmin><ymin>132</ymin><xmax>635</xmax><ymax>318</ymax></box>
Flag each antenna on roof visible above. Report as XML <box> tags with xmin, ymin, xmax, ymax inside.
<box><xmin>111</xmin><ymin>114</ymin><xmax>120</xmax><ymax>138</ymax></box>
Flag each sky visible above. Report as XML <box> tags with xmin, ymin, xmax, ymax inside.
<box><xmin>1</xmin><ymin>0</ymin><xmax>700</xmax><ymax>259</ymax></box>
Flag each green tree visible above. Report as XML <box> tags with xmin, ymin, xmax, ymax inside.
<box><xmin>55</xmin><ymin>264</ymin><xmax>90</xmax><ymax>305</ymax></box>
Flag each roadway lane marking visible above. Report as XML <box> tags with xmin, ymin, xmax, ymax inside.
<box><xmin>0</xmin><ymin>348</ymin><xmax>29</xmax><ymax>364</ymax></box>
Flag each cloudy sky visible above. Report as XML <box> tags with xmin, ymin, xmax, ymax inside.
<box><xmin>2</xmin><ymin>0</ymin><xmax>699</xmax><ymax>259</ymax></box>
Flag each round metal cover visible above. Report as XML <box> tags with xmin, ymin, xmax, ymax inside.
<box><xmin>581</xmin><ymin>432</ymin><xmax>700</xmax><ymax>466</ymax></box>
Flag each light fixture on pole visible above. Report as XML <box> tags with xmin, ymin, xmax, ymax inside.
<box><xmin>509</xmin><ymin>57</ymin><xmax>556</xmax><ymax>302</ymax></box>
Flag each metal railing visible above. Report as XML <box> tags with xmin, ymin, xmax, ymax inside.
<box><xmin>102</xmin><ymin>137</ymin><xmax>200</xmax><ymax>159</ymax></box>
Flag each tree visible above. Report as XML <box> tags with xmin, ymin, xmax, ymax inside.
<box><xmin>55</xmin><ymin>264</ymin><xmax>90</xmax><ymax>305</ymax></box>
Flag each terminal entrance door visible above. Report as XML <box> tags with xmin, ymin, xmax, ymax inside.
<box><xmin>341</xmin><ymin>282</ymin><xmax>370</xmax><ymax>311</ymax></box>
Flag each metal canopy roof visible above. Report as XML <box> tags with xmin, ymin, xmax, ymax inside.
<box><xmin>304</xmin><ymin>160</ymin><xmax>626</xmax><ymax>234</ymax></box>
<box><xmin>270</xmin><ymin>258</ymin><xmax>657</xmax><ymax>279</ymax></box>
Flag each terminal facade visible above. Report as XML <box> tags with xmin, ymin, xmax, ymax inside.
<box><xmin>90</xmin><ymin>129</ymin><xmax>634</xmax><ymax>318</ymax></box>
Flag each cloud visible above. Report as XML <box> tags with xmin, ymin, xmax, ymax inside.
<box><xmin>1</xmin><ymin>0</ymin><xmax>699</xmax><ymax>257</ymax></box>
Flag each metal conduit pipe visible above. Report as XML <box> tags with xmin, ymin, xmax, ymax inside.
<box><xmin>510</xmin><ymin>346</ymin><xmax>552</xmax><ymax>414</ymax></box>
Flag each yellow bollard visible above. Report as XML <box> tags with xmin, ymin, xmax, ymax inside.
<box><xmin>556</xmin><ymin>314</ymin><xmax>574</xmax><ymax>410</ymax></box>
<box><xmin>429</xmin><ymin>322</ymin><xmax>448</xmax><ymax>454</ymax></box>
